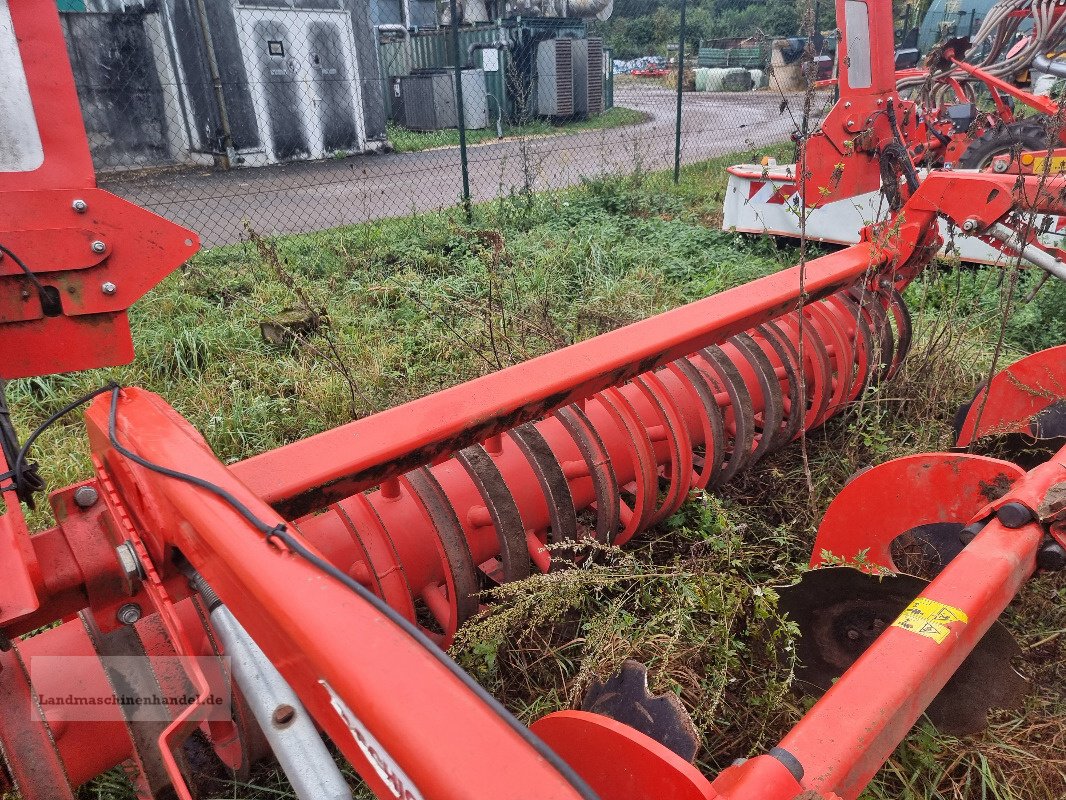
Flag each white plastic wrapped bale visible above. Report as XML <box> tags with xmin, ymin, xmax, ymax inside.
<box><xmin>697</xmin><ymin>67</ymin><xmax>728</xmax><ymax>91</ymax></box>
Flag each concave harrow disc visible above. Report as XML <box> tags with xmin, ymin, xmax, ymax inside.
<box><xmin>778</xmin><ymin>567</ymin><xmax>1028</xmax><ymax>736</ymax></box>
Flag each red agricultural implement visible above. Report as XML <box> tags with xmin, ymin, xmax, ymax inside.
<box><xmin>1</xmin><ymin>1</ymin><xmax>1065</xmax><ymax>800</ymax></box>
<box><xmin>725</xmin><ymin>0</ymin><xmax>1066</xmax><ymax>262</ymax></box>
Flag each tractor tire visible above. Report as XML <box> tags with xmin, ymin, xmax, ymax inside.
<box><xmin>957</xmin><ymin>119</ymin><xmax>1050</xmax><ymax>170</ymax></box>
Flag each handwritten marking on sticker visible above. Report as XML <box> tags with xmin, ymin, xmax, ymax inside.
<box><xmin>890</xmin><ymin>597</ymin><xmax>969</xmax><ymax>644</ymax></box>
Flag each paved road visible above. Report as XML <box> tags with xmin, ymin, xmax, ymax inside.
<box><xmin>102</xmin><ymin>86</ymin><xmax>796</xmax><ymax>247</ymax></box>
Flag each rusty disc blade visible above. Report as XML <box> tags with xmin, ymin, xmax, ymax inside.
<box><xmin>581</xmin><ymin>660</ymin><xmax>700</xmax><ymax>763</ymax></box>
<box><xmin>778</xmin><ymin>567</ymin><xmax>1028</xmax><ymax>736</ymax></box>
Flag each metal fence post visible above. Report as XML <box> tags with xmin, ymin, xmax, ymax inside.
<box><xmin>448</xmin><ymin>0</ymin><xmax>472</xmax><ymax>221</ymax></box>
<box><xmin>193</xmin><ymin>0</ymin><xmax>235</xmax><ymax>169</ymax></box>
<box><xmin>673</xmin><ymin>0</ymin><xmax>687</xmax><ymax>185</ymax></box>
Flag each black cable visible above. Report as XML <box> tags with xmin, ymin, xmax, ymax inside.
<box><xmin>885</xmin><ymin>98</ymin><xmax>921</xmax><ymax>193</ymax></box>
<box><xmin>3</xmin><ymin>384</ymin><xmax>121</xmax><ymax>508</ymax></box>
<box><xmin>105</xmin><ymin>387</ymin><xmax>599</xmax><ymax>800</ymax></box>
<box><xmin>0</xmin><ymin>242</ymin><xmax>58</xmax><ymax>317</ymax></box>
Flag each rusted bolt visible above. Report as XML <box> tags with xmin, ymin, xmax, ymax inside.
<box><xmin>72</xmin><ymin>199</ymin><xmax>87</xmax><ymax>213</ymax></box>
<box><xmin>73</xmin><ymin>485</ymin><xmax>99</xmax><ymax>509</ymax></box>
<box><xmin>117</xmin><ymin>603</ymin><xmax>142</xmax><ymax>625</ymax></box>
<box><xmin>91</xmin><ymin>240</ymin><xmax>106</xmax><ymax>254</ymax></box>
<box><xmin>101</xmin><ymin>281</ymin><xmax>117</xmax><ymax>296</ymax></box>
<box><xmin>272</xmin><ymin>704</ymin><xmax>296</xmax><ymax>727</ymax></box>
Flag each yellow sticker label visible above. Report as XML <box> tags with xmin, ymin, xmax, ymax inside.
<box><xmin>1029</xmin><ymin>156</ymin><xmax>1066</xmax><ymax>175</ymax></box>
<box><xmin>890</xmin><ymin>597</ymin><xmax>969</xmax><ymax>644</ymax></box>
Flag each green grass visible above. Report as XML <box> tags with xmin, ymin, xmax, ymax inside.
<box><xmin>2</xmin><ymin>143</ymin><xmax>1062</xmax><ymax>800</ymax></box>
<box><xmin>385</xmin><ymin>106</ymin><xmax>648</xmax><ymax>152</ymax></box>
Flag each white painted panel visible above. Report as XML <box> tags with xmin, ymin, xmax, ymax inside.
<box><xmin>0</xmin><ymin>0</ymin><xmax>44</xmax><ymax>172</ymax></box>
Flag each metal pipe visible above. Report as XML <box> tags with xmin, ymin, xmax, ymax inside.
<box><xmin>196</xmin><ymin>578</ymin><xmax>353</xmax><ymax>800</ymax></box>
<box><xmin>1033</xmin><ymin>53</ymin><xmax>1066</xmax><ymax>78</ymax></box>
<box><xmin>191</xmin><ymin>0</ymin><xmax>235</xmax><ymax>168</ymax></box>
<box><xmin>987</xmin><ymin>222</ymin><xmax>1066</xmax><ymax>282</ymax></box>
<box><xmin>673</xmin><ymin>0</ymin><xmax>687</xmax><ymax>185</ymax></box>
<box><xmin>448</xmin><ymin>0</ymin><xmax>472</xmax><ymax>220</ymax></box>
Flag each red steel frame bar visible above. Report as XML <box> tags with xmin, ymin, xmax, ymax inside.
<box><xmin>232</xmin><ymin>241</ymin><xmax>890</xmax><ymax>518</ymax></box>
<box><xmin>743</xmin><ymin>442</ymin><xmax>1066</xmax><ymax>800</ymax></box>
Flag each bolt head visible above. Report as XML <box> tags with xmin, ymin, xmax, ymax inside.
<box><xmin>101</xmin><ymin>281</ymin><xmax>117</xmax><ymax>296</ymax></box>
<box><xmin>962</xmin><ymin>219</ymin><xmax>977</xmax><ymax>232</ymax></box>
<box><xmin>272</xmin><ymin>704</ymin><xmax>297</xmax><ymax>728</ymax></box>
<box><xmin>993</xmin><ymin>159</ymin><xmax>1009</xmax><ymax>173</ymax></box>
<box><xmin>117</xmin><ymin>603</ymin><xmax>142</xmax><ymax>625</ymax></box>
<box><xmin>115</xmin><ymin>541</ymin><xmax>143</xmax><ymax>581</ymax></box>
<box><xmin>73</xmin><ymin>485</ymin><xmax>99</xmax><ymax>509</ymax></box>
<box><xmin>91</xmin><ymin>240</ymin><xmax>106</xmax><ymax>254</ymax></box>
<box><xmin>72</xmin><ymin>199</ymin><xmax>87</xmax><ymax>213</ymax></box>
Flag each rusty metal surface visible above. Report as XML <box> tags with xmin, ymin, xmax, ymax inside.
<box><xmin>581</xmin><ymin>660</ymin><xmax>700</xmax><ymax>764</ymax></box>
<box><xmin>456</xmin><ymin>444</ymin><xmax>532</xmax><ymax>583</ymax></box>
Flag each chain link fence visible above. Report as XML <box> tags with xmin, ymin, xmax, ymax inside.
<box><xmin>60</xmin><ymin>0</ymin><xmax>823</xmax><ymax>247</ymax></box>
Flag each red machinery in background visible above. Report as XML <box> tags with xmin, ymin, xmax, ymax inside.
<box><xmin>725</xmin><ymin>0</ymin><xmax>1066</xmax><ymax>262</ymax></box>
<box><xmin>1</xmin><ymin>2</ymin><xmax>1065</xmax><ymax>800</ymax></box>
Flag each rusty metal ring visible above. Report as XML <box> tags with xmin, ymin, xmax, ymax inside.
<box><xmin>784</xmin><ymin>309</ymin><xmax>840</xmax><ymax>433</ymax></box>
<box><xmin>348</xmin><ymin>494</ymin><xmax>418</xmax><ymax>621</ymax></box>
<box><xmin>827</xmin><ymin>294</ymin><xmax>875</xmax><ymax>402</ymax></box>
<box><xmin>848</xmin><ymin>286</ymin><xmax>894</xmax><ymax>386</ymax></box>
<box><xmin>807</xmin><ymin>301</ymin><xmax>855</xmax><ymax>417</ymax></box>
<box><xmin>555</xmin><ymin>404</ymin><xmax>620</xmax><ymax>545</ymax></box>
<box><xmin>729</xmin><ymin>332</ymin><xmax>786</xmax><ymax>461</ymax></box>
<box><xmin>508</xmin><ymin>422</ymin><xmax>579</xmax><ymax>570</ymax></box>
<box><xmin>598</xmin><ymin>387</ymin><xmax>658</xmax><ymax>545</ymax></box>
<box><xmin>668</xmin><ymin>358</ymin><xmax>726</xmax><ymax>490</ymax></box>
<box><xmin>456</xmin><ymin>444</ymin><xmax>531</xmax><ymax>582</ymax></box>
<box><xmin>697</xmin><ymin>345</ymin><xmax>756</xmax><ymax>486</ymax></box>
<box><xmin>781</xmin><ymin>310</ymin><xmax>835</xmax><ymax>429</ymax></box>
<box><xmin>406</xmin><ymin>468</ymin><xmax>480</xmax><ymax>641</ymax></box>
<box><xmin>756</xmin><ymin>322</ymin><xmax>803</xmax><ymax>445</ymax></box>
<box><xmin>634</xmin><ymin>372</ymin><xmax>694</xmax><ymax>525</ymax></box>
<box><xmin>331</xmin><ymin>503</ymin><xmax>385</xmax><ymax>600</ymax></box>
<box><xmin>885</xmin><ymin>286</ymin><xmax>912</xmax><ymax>380</ymax></box>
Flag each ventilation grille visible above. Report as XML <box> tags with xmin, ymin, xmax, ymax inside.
<box><xmin>555</xmin><ymin>39</ymin><xmax>574</xmax><ymax>116</ymax></box>
<box><xmin>586</xmin><ymin>37</ymin><xmax>604</xmax><ymax>116</ymax></box>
